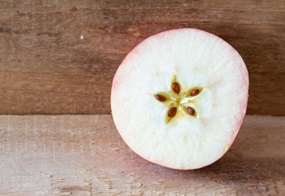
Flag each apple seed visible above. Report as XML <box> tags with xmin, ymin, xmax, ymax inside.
<box><xmin>155</xmin><ymin>94</ymin><xmax>167</xmax><ymax>102</ymax></box>
<box><xmin>186</xmin><ymin>106</ymin><xmax>195</xmax><ymax>115</ymax></box>
<box><xmin>190</xmin><ymin>89</ymin><xmax>199</xmax><ymax>96</ymax></box>
<box><xmin>168</xmin><ymin>107</ymin><xmax>177</xmax><ymax>117</ymax></box>
<box><xmin>172</xmin><ymin>82</ymin><xmax>180</xmax><ymax>94</ymax></box>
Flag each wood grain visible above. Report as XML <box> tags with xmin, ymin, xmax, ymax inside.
<box><xmin>0</xmin><ymin>0</ymin><xmax>284</xmax><ymax>115</ymax></box>
<box><xmin>0</xmin><ymin>115</ymin><xmax>284</xmax><ymax>195</ymax></box>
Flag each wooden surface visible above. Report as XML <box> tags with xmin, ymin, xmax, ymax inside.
<box><xmin>0</xmin><ymin>0</ymin><xmax>285</xmax><ymax>115</ymax></box>
<box><xmin>0</xmin><ymin>115</ymin><xmax>284</xmax><ymax>195</ymax></box>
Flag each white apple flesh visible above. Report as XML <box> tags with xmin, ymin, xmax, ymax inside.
<box><xmin>111</xmin><ymin>28</ymin><xmax>249</xmax><ymax>170</ymax></box>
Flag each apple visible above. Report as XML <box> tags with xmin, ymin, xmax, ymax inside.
<box><xmin>111</xmin><ymin>28</ymin><xmax>249</xmax><ymax>170</ymax></box>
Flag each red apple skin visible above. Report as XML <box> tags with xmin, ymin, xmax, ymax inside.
<box><xmin>111</xmin><ymin>28</ymin><xmax>249</xmax><ymax>170</ymax></box>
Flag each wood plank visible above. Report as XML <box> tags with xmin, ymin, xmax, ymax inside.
<box><xmin>0</xmin><ymin>115</ymin><xmax>284</xmax><ymax>195</ymax></box>
<box><xmin>0</xmin><ymin>0</ymin><xmax>284</xmax><ymax>115</ymax></box>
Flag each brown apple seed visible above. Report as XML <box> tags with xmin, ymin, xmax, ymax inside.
<box><xmin>186</xmin><ymin>106</ymin><xmax>195</xmax><ymax>115</ymax></box>
<box><xmin>172</xmin><ymin>82</ymin><xmax>180</xmax><ymax>94</ymax></box>
<box><xmin>168</xmin><ymin>107</ymin><xmax>177</xmax><ymax>117</ymax></box>
<box><xmin>190</xmin><ymin>89</ymin><xmax>199</xmax><ymax>96</ymax></box>
<box><xmin>155</xmin><ymin>94</ymin><xmax>167</xmax><ymax>102</ymax></box>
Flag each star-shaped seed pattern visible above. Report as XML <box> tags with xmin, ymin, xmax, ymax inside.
<box><xmin>154</xmin><ymin>75</ymin><xmax>203</xmax><ymax>124</ymax></box>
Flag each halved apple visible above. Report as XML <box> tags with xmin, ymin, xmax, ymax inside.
<box><xmin>111</xmin><ymin>28</ymin><xmax>249</xmax><ymax>170</ymax></box>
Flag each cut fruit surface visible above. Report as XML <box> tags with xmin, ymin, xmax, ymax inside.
<box><xmin>111</xmin><ymin>28</ymin><xmax>249</xmax><ymax>170</ymax></box>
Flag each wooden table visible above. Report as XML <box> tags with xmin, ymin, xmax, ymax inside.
<box><xmin>1</xmin><ymin>115</ymin><xmax>284</xmax><ymax>195</ymax></box>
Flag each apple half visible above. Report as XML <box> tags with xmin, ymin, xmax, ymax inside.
<box><xmin>111</xmin><ymin>28</ymin><xmax>249</xmax><ymax>170</ymax></box>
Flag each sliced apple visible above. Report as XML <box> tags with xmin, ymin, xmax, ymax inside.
<box><xmin>111</xmin><ymin>28</ymin><xmax>249</xmax><ymax>170</ymax></box>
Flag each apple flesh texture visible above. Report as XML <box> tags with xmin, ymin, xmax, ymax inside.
<box><xmin>111</xmin><ymin>28</ymin><xmax>249</xmax><ymax>170</ymax></box>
